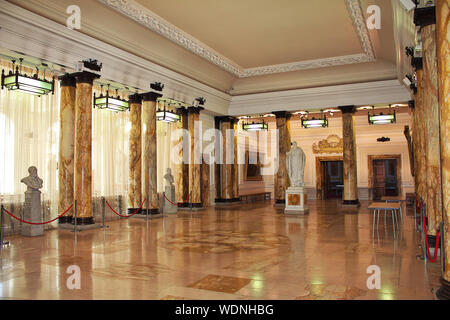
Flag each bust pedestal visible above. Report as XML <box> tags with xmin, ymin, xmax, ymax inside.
<box><xmin>164</xmin><ymin>186</ymin><xmax>177</xmax><ymax>214</ymax></box>
<box><xmin>21</xmin><ymin>190</ymin><xmax>44</xmax><ymax>236</ymax></box>
<box><xmin>285</xmin><ymin>186</ymin><xmax>309</xmax><ymax>215</ymax></box>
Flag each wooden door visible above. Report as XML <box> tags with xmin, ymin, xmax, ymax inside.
<box><xmin>373</xmin><ymin>160</ymin><xmax>385</xmax><ymax>200</ymax></box>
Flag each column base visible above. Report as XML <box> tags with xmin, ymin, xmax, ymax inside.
<box><xmin>71</xmin><ymin>217</ymin><xmax>95</xmax><ymax>225</ymax></box>
<box><xmin>215</xmin><ymin>198</ymin><xmax>240</xmax><ymax>204</ymax></box>
<box><xmin>137</xmin><ymin>208</ymin><xmax>159</xmax><ymax>215</ymax></box>
<box><xmin>342</xmin><ymin>200</ymin><xmax>360</xmax><ymax>207</ymax></box>
<box><xmin>274</xmin><ymin>200</ymin><xmax>285</xmax><ymax>208</ymax></box>
<box><xmin>436</xmin><ymin>278</ymin><xmax>450</xmax><ymax>300</ymax></box>
<box><xmin>128</xmin><ymin>208</ymin><xmax>143</xmax><ymax>215</ymax></box>
<box><xmin>58</xmin><ymin>216</ymin><xmax>73</xmax><ymax>224</ymax></box>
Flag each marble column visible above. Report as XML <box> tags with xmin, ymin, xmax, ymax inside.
<box><xmin>232</xmin><ymin>119</ymin><xmax>240</xmax><ymax>201</ymax></box>
<box><xmin>201</xmin><ymin>157</ymin><xmax>210</xmax><ymax>207</ymax></box>
<box><xmin>413</xmin><ymin>70</ymin><xmax>426</xmax><ymax>203</ymax></box>
<box><xmin>221</xmin><ymin>118</ymin><xmax>234</xmax><ymax>201</ymax></box>
<box><xmin>436</xmin><ymin>0</ymin><xmax>450</xmax><ymax>299</ymax></box>
<box><xmin>174</xmin><ymin>108</ymin><xmax>189</xmax><ymax>206</ymax></box>
<box><xmin>188</xmin><ymin>107</ymin><xmax>203</xmax><ymax>208</ymax></box>
<box><xmin>141</xmin><ymin>92</ymin><xmax>162</xmax><ymax>214</ymax></box>
<box><xmin>338</xmin><ymin>106</ymin><xmax>359</xmax><ymax>206</ymax></box>
<box><xmin>128</xmin><ymin>93</ymin><xmax>142</xmax><ymax>213</ymax></box>
<box><xmin>73</xmin><ymin>72</ymin><xmax>99</xmax><ymax>224</ymax></box>
<box><xmin>422</xmin><ymin>23</ymin><xmax>443</xmax><ymax>236</ymax></box>
<box><xmin>273</xmin><ymin>111</ymin><xmax>292</xmax><ymax>205</ymax></box>
<box><xmin>416</xmin><ymin>70</ymin><xmax>428</xmax><ymax>206</ymax></box>
<box><xmin>214</xmin><ymin>117</ymin><xmax>222</xmax><ymax>201</ymax></box>
<box><xmin>58</xmin><ymin>74</ymin><xmax>76</xmax><ymax>224</ymax></box>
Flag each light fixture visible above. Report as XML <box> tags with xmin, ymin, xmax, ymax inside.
<box><xmin>301</xmin><ymin>111</ymin><xmax>328</xmax><ymax>128</ymax></box>
<box><xmin>94</xmin><ymin>84</ymin><xmax>130</xmax><ymax>112</ymax></box>
<box><xmin>242</xmin><ymin>115</ymin><xmax>268</xmax><ymax>132</ymax></box>
<box><xmin>399</xmin><ymin>0</ymin><xmax>417</xmax><ymax>11</ymax></box>
<box><xmin>156</xmin><ymin>99</ymin><xmax>180</xmax><ymax>123</ymax></box>
<box><xmin>192</xmin><ymin>97</ymin><xmax>206</xmax><ymax>107</ymax></box>
<box><xmin>368</xmin><ymin>105</ymin><xmax>396</xmax><ymax>125</ymax></box>
<box><xmin>1</xmin><ymin>58</ymin><xmax>54</xmax><ymax>96</ymax></box>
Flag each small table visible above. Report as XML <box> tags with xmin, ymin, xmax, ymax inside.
<box><xmin>381</xmin><ymin>196</ymin><xmax>405</xmax><ymax>223</ymax></box>
<box><xmin>368</xmin><ymin>202</ymin><xmax>401</xmax><ymax>238</ymax></box>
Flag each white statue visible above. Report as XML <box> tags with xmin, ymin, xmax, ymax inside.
<box><xmin>286</xmin><ymin>142</ymin><xmax>306</xmax><ymax>187</ymax></box>
<box><xmin>163</xmin><ymin>168</ymin><xmax>174</xmax><ymax>188</ymax></box>
<box><xmin>21</xmin><ymin>166</ymin><xmax>43</xmax><ymax>192</ymax></box>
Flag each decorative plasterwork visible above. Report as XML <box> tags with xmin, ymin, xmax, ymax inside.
<box><xmin>97</xmin><ymin>0</ymin><xmax>376</xmax><ymax>78</ymax></box>
<box><xmin>312</xmin><ymin>135</ymin><xmax>344</xmax><ymax>154</ymax></box>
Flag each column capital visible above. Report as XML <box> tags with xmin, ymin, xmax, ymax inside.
<box><xmin>140</xmin><ymin>92</ymin><xmax>163</xmax><ymax>102</ymax></box>
<box><xmin>128</xmin><ymin>93</ymin><xmax>142</xmax><ymax>104</ymax></box>
<box><xmin>414</xmin><ymin>6</ymin><xmax>436</xmax><ymax>27</ymax></box>
<box><xmin>272</xmin><ymin>111</ymin><xmax>292</xmax><ymax>119</ymax></box>
<box><xmin>215</xmin><ymin>116</ymin><xmax>237</xmax><ymax>123</ymax></box>
<box><xmin>187</xmin><ymin>106</ymin><xmax>204</xmax><ymax>114</ymax></box>
<box><xmin>176</xmin><ymin>107</ymin><xmax>189</xmax><ymax>116</ymax></box>
<box><xmin>58</xmin><ymin>73</ymin><xmax>76</xmax><ymax>87</ymax></box>
<box><xmin>339</xmin><ymin>105</ymin><xmax>357</xmax><ymax>114</ymax></box>
<box><xmin>71</xmin><ymin>71</ymin><xmax>100</xmax><ymax>85</ymax></box>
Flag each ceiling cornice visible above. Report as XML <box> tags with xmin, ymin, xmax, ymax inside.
<box><xmin>97</xmin><ymin>0</ymin><xmax>376</xmax><ymax>78</ymax></box>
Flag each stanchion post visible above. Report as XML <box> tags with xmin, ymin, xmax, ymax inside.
<box><xmin>0</xmin><ymin>205</ymin><xmax>4</xmax><ymax>251</ymax></box>
<box><xmin>102</xmin><ymin>197</ymin><xmax>106</xmax><ymax>228</ymax></box>
<box><xmin>73</xmin><ymin>200</ymin><xmax>78</xmax><ymax>233</ymax></box>
<box><xmin>146</xmin><ymin>192</ymin><xmax>150</xmax><ymax>221</ymax></box>
<box><xmin>162</xmin><ymin>192</ymin><xmax>165</xmax><ymax>216</ymax></box>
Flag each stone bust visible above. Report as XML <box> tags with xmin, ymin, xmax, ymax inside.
<box><xmin>164</xmin><ymin>168</ymin><xmax>174</xmax><ymax>188</ymax></box>
<box><xmin>286</xmin><ymin>142</ymin><xmax>306</xmax><ymax>188</ymax></box>
<box><xmin>21</xmin><ymin>166</ymin><xmax>43</xmax><ymax>192</ymax></box>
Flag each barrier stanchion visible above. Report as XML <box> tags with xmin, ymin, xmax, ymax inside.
<box><xmin>146</xmin><ymin>192</ymin><xmax>150</xmax><ymax>221</ymax></box>
<box><xmin>101</xmin><ymin>197</ymin><xmax>108</xmax><ymax>229</ymax></box>
<box><xmin>72</xmin><ymin>200</ymin><xmax>78</xmax><ymax>233</ymax></box>
<box><xmin>0</xmin><ymin>205</ymin><xmax>4</xmax><ymax>251</ymax></box>
<box><xmin>162</xmin><ymin>192</ymin><xmax>165</xmax><ymax>217</ymax></box>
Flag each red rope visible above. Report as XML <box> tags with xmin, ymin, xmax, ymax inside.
<box><xmin>163</xmin><ymin>193</ymin><xmax>190</xmax><ymax>206</ymax></box>
<box><xmin>106</xmin><ymin>198</ymin><xmax>146</xmax><ymax>217</ymax></box>
<box><xmin>422</xmin><ymin>214</ymin><xmax>440</xmax><ymax>263</ymax></box>
<box><xmin>2</xmin><ymin>204</ymin><xmax>73</xmax><ymax>225</ymax></box>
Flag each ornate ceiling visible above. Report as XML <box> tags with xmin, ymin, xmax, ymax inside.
<box><xmin>98</xmin><ymin>0</ymin><xmax>377</xmax><ymax>78</ymax></box>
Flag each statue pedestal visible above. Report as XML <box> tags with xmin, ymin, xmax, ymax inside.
<box><xmin>285</xmin><ymin>187</ymin><xmax>309</xmax><ymax>215</ymax></box>
<box><xmin>164</xmin><ymin>186</ymin><xmax>177</xmax><ymax>214</ymax></box>
<box><xmin>21</xmin><ymin>190</ymin><xmax>44</xmax><ymax>236</ymax></box>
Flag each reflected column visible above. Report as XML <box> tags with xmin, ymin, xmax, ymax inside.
<box><xmin>141</xmin><ymin>92</ymin><xmax>162</xmax><ymax>214</ymax></box>
<box><xmin>128</xmin><ymin>93</ymin><xmax>142</xmax><ymax>213</ymax></box>
<box><xmin>73</xmin><ymin>71</ymin><xmax>99</xmax><ymax>224</ymax></box>
<box><xmin>436</xmin><ymin>0</ymin><xmax>450</xmax><ymax>300</ymax></box>
<box><xmin>338</xmin><ymin>105</ymin><xmax>359</xmax><ymax>206</ymax></box>
<box><xmin>58</xmin><ymin>74</ymin><xmax>76</xmax><ymax>223</ymax></box>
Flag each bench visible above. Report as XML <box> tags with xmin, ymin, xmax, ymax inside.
<box><xmin>239</xmin><ymin>192</ymin><xmax>271</xmax><ymax>202</ymax></box>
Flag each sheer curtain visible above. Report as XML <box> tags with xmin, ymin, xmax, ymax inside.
<box><xmin>156</xmin><ymin>117</ymin><xmax>174</xmax><ymax>193</ymax></box>
<box><xmin>0</xmin><ymin>61</ymin><xmax>60</xmax><ymax>208</ymax></box>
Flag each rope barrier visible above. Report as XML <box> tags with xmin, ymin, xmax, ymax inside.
<box><xmin>106</xmin><ymin>198</ymin><xmax>146</xmax><ymax>218</ymax></box>
<box><xmin>422</xmin><ymin>213</ymin><xmax>440</xmax><ymax>263</ymax></box>
<box><xmin>2</xmin><ymin>204</ymin><xmax>73</xmax><ymax>225</ymax></box>
<box><xmin>163</xmin><ymin>193</ymin><xmax>190</xmax><ymax>206</ymax></box>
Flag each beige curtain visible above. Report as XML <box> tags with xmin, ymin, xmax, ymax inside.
<box><xmin>0</xmin><ymin>61</ymin><xmax>60</xmax><ymax>214</ymax></box>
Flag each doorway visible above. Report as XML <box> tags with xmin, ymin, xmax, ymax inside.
<box><xmin>316</xmin><ymin>156</ymin><xmax>344</xmax><ymax>200</ymax></box>
<box><xmin>368</xmin><ymin>155</ymin><xmax>402</xmax><ymax>201</ymax></box>
<box><xmin>323</xmin><ymin>161</ymin><xmax>344</xmax><ymax>199</ymax></box>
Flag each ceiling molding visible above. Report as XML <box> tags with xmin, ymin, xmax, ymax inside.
<box><xmin>228</xmin><ymin>80</ymin><xmax>412</xmax><ymax>116</ymax></box>
<box><xmin>98</xmin><ymin>0</ymin><xmax>376</xmax><ymax>78</ymax></box>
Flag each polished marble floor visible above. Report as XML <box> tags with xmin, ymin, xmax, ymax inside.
<box><xmin>0</xmin><ymin>200</ymin><xmax>441</xmax><ymax>300</ymax></box>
